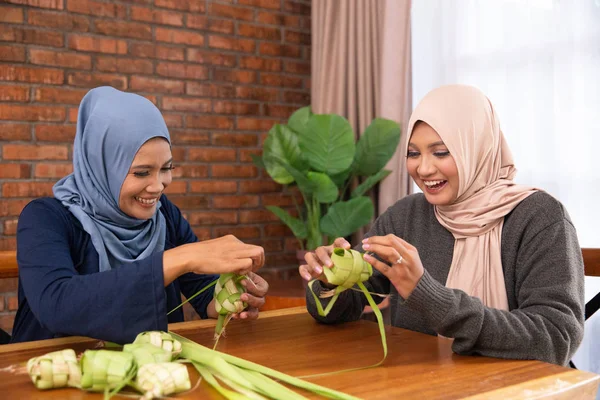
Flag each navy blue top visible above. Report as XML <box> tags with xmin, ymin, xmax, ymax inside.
<box><xmin>10</xmin><ymin>195</ymin><xmax>217</xmax><ymax>344</ymax></box>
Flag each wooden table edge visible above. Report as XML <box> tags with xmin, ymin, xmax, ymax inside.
<box><xmin>0</xmin><ymin>306</ymin><xmax>308</xmax><ymax>354</ymax></box>
<box><xmin>463</xmin><ymin>369</ymin><xmax>600</xmax><ymax>399</ymax></box>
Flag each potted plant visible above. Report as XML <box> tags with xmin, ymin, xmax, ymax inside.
<box><xmin>253</xmin><ymin>107</ymin><xmax>401</xmax><ymax>253</ymax></box>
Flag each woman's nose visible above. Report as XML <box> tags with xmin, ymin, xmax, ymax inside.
<box><xmin>417</xmin><ymin>156</ymin><xmax>436</xmax><ymax>177</ymax></box>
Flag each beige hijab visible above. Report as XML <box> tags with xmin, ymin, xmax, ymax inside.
<box><xmin>405</xmin><ymin>85</ymin><xmax>537</xmax><ymax>310</ymax></box>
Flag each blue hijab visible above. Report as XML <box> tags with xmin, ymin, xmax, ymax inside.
<box><xmin>53</xmin><ymin>86</ymin><xmax>169</xmax><ymax>272</ymax></box>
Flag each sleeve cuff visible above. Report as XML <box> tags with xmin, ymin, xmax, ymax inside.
<box><xmin>403</xmin><ymin>270</ymin><xmax>454</xmax><ymax>328</ymax></box>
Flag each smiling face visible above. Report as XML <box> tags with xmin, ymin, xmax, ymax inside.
<box><xmin>119</xmin><ymin>137</ymin><xmax>173</xmax><ymax>220</ymax></box>
<box><xmin>406</xmin><ymin>122</ymin><xmax>460</xmax><ymax>206</ymax></box>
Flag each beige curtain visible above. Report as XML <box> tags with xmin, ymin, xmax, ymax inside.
<box><xmin>312</xmin><ymin>0</ymin><xmax>413</xmax><ymax>221</ymax></box>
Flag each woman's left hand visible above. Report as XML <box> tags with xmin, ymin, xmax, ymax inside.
<box><xmin>232</xmin><ymin>272</ymin><xmax>269</xmax><ymax>320</ymax></box>
<box><xmin>361</xmin><ymin>234</ymin><xmax>425</xmax><ymax>299</ymax></box>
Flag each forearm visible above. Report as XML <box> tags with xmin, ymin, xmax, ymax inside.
<box><xmin>162</xmin><ymin>248</ymin><xmax>189</xmax><ymax>286</ymax></box>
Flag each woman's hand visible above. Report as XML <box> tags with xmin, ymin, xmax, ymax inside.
<box><xmin>231</xmin><ymin>272</ymin><xmax>269</xmax><ymax>320</ymax></box>
<box><xmin>163</xmin><ymin>235</ymin><xmax>265</xmax><ymax>285</ymax></box>
<box><xmin>361</xmin><ymin>234</ymin><xmax>424</xmax><ymax>299</ymax></box>
<box><xmin>298</xmin><ymin>237</ymin><xmax>351</xmax><ymax>282</ymax></box>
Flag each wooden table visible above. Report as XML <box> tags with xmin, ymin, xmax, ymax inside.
<box><xmin>1</xmin><ymin>307</ymin><xmax>598</xmax><ymax>399</ymax></box>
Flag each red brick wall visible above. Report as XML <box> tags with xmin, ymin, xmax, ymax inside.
<box><xmin>0</xmin><ymin>0</ymin><xmax>311</xmax><ymax>333</ymax></box>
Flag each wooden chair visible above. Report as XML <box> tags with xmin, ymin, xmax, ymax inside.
<box><xmin>0</xmin><ymin>250</ymin><xmax>18</xmax><ymax>279</ymax></box>
<box><xmin>582</xmin><ymin>248</ymin><xmax>600</xmax><ymax>320</ymax></box>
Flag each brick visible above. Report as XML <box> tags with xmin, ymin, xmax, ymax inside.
<box><xmin>284</xmin><ymin>237</ymin><xmax>302</xmax><ymax>251</ymax></box>
<box><xmin>67</xmin><ymin>0</ymin><xmax>125</xmax><ymax>17</ymax></box>
<box><xmin>285</xmin><ymin>60</ymin><xmax>310</xmax><ymax>74</ymax></box>
<box><xmin>236</xmin><ymin>118</ymin><xmax>279</xmax><ymax>131</ymax></box>
<box><xmin>3</xmin><ymin>219</ymin><xmax>19</xmax><ymax>235</ymax></box>
<box><xmin>169</xmin><ymin>129</ymin><xmax>210</xmax><ymax>144</ymax></box>
<box><xmin>202</xmin><ymin>19</ymin><xmax>235</xmax><ymax>35</ymax></box>
<box><xmin>130</xmin><ymin>76</ymin><xmax>184</xmax><ymax>94</ymax></box>
<box><xmin>7</xmin><ymin>296</ymin><xmax>18</xmax><ymax>311</ymax></box>
<box><xmin>155</xmin><ymin>0</ymin><xmax>205</xmax><ymax>12</ymax></box>
<box><xmin>0</xmin><ymin>199</ymin><xmax>30</xmax><ymax>217</ymax></box>
<box><xmin>186</xmin><ymin>49</ymin><xmax>236</xmax><ymax>66</ymax></box>
<box><xmin>156</xmin><ymin>27</ymin><xmax>204</xmax><ymax>46</ymax></box>
<box><xmin>264</xmin><ymin>223</ymin><xmax>290</xmax><ymax>237</ymax></box>
<box><xmin>0</xmin><ymin>105</ymin><xmax>65</xmax><ymax>122</ymax></box>
<box><xmin>163</xmin><ymin>180</ymin><xmax>187</xmax><ymax>194</ymax></box>
<box><xmin>191</xmin><ymin>227</ymin><xmax>211</xmax><ymax>241</ymax></box>
<box><xmin>96</xmin><ymin>56</ymin><xmax>153</xmax><ymax>75</ymax></box>
<box><xmin>168</xmin><ymin>195</ymin><xmax>209</xmax><ymax>209</ymax></box>
<box><xmin>170</xmin><ymin>146</ymin><xmax>185</xmax><ymax>161</ymax></box>
<box><xmin>35</xmin><ymin>125</ymin><xmax>75</xmax><ymax>142</ymax></box>
<box><xmin>187</xmin><ymin>211</ymin><xmax>237</xmax><ymax>225</ymax></box>
<box><xmin>260</xmin><ymin>73</ymin><xmax>303</xmax><ymax>88</ymax></box>
<box><xmin>237</xmin><ymin>23</ymin><xmax>281</xmax><ymax>41</ymax></box>
<box><xmin>262</xmin><ymin>193</ymin><xmax>297</xmax><ymax>206</ymax></box>
<box><xmin>260</xmin><ymin>42</ymin><xmax>302</xmax><ymax>58</ymax></box>
<box><xmin>207</xmin><ymin>35</ymin><xmax>255</xmax><ymax>53</ymax></box>
<box><xmin>285</xmin><ymin>30</ymin><xmax>311</xmax><ymax>45</ymax></box>
<box><xmin>170</xmin><ymin>165</ymin><xmax>208</xmax><ymax>178</ymax></box>
<box><xmin>28</xmin><ymin>9</ymin><xmax>89</xmax><ymax>31</ymax></box>
<box><xmin>188</xmin><ymin>148</ymin><xmax>236</xmax><ymax>162</ymax></box>
<box><xmin>263</xmin><ymin>104</ymin><xmax>298</xmax><ymax>118</ymax></box>
<box><xmin>213</xmin><ymin>195</ymin><xmax>259</xmax><ymax>209</ymax></box>
<box><xmin>0</xmin><ymin>164</ymin><xmax>30</xmax><ymax>179</ymax></box>
<box><xmin>0</xmin><ymin>123</ymin><xmax>30</xmax><ymax>140</ymax></box>
<box><xmin>162</xmin><ymin>97</ymin><xmax>211</xmax><ymax>112</ymax></box>
<box><xmin>94</xmin><ymin>20</ymin><xmax>152</xmax><ymax>40</ymax></box>
<box><xmin>248</xmin><ymin>238</ymin><xmax>283</xmax><ymax>252</ymax></box>
<box><xmin>213</xmin><ymin>69</ymin><xmax>256</xmax><ymax>84</ymax></box>
<box><xmin>235</xmin><ymin>87</ymin><xmax>279</xmax><ymax>102</ymax></box>
<box><xmin>131</xmin><ymin>6</ymin><xmax>183</xmax><ymax>26</ymax></box>
<box><xmin>3</xmin><ymin>182</ymin><xmax>55</xmax><ymax>197</ymax></box>
<box><xmin>68</xmin><ymin>35</ymin><xmax>127</xmax><ymax>54</ymax></box>
<box><xmin>162</xmin><ymin>113</ymin><xmax>182</xmax><ymax>128</ymax></box>
<box><xmin>284</xmin><ymin>0</ymin><xmax>310</xmax><ymax>15</ymax></box>
<box><xmin>239</xmin><ymin>56</ymin><xmax>282</xmax><ymax>71</ymax></box>
<box><xmin>0</xmin><ymin>45</ymin><xmax>25</xmax><ymax>62</ymax></box>
<box><xmin>2</xmin><ymin>0</ymin><xmax>63</xmax><ymax>9</ymax></box>
<box><xmin>186</xmin><ymin>83</ymin><xmax>235</xmax><ymax>98</ymax></box>
<box><xmin>239</xmin><ymin>209</ymin><xmax>279</xmax><ymax>223</ymax></box>
<box><xmin>3</xmin><ymin>144</ymin><xmax>68</xmax><ymax>160</ymax></box>
<box><xmin>0</xmin><ymin>25</ymin><xmax>63</xmax><ymax>47</ymax></box>
<box><xmin>67</xmin><ymin>72</ymin><xmax>127</xmax><ymax>91</ymax></box>
<box><xmin>68</xmin><ymin>107</ymin><xmax>78</xmax><ymax>123</ymax></box>
<box><xmin>214</xmin><ymin>226</ymin><xmax>260</xmax><ymax>239</ymax></box>
<box><xmin>130</xmin><ymin>43</ymin><xmax>184</xmax><ymax>61</ymax></box>
<box><xmin>0</xmin><ymin>299</ymin><xmax>3</xmax><ymax>312</ymax></box>
<box><xmin>186</xmin><ymin>14</ymin><xmax>206</xmax><ymax>29</ymax></box>
<box><xmin>211</xmin><ymin>165</ymin><xmax>257</xmax><ymax>178</ymax></box>
<box><xmin>213</xmin><ymin>101</ymin><xmax>260</xmax><ymax>115</ymax></box>
<box><xmin>186</xmin><ymin>115</ymin><xmax>234</xmax><ymax>130</ymax></box>
<box><xmin>0</xmin><ymin>314</ymin><xmax>15</xmax><ymax>334</ymax></box>
<box><xmin>0</xmin><ymin>6</ymin><xmax>24</xmax><ymax>23</ymax></box>
<box><xmin>283</xmin><ymin>90</ymin><xmax>310</xmax><ymax>104</ymax></box>
<box><xmin>30</xmin><ymin>49</ymin><xmax>91</xmax><ymax>70</ymax></box>
<box><xmin>212</xmin><ymin>133</ymin><xmax>259</xmax><ymax>146</ymax></box>
<box><xmin>156</xmin><ymin>62</ymin><xmax>209</xmax><ymax>80</ymax></box>
<box><xmin>239</xmin><ymin>149</ymin><xmax>261</xmax><ymax>162</ymax></box>
<box><xmin>34</xmin><ymin>163</ymin><xmax>73</xmax><ymax>178</ymax></box>
<box><xmin>240</xmin><ymin>180</ymin><xmax>282</xmax><ymax>193</ymax></box>
<box><xmin>256</xmin><ymin>11</ymin><xmax>302</xmax><ymax>28</ymax></box>
<box><xmin>0</xmin><ymin>278</ymin><xmax>18</xmax><ymax>292</ymax></box>
<box><xmin>209</xmin><ymin>3</ymin><xmax>253</xmax><ymax>21</ymax></box>
<box><xmin>239</xmin><ymin>0</ymin><xmax>280</xmax><ymax>9</ymax></box>
<box><xmin>0</xmin><ymin>85</ymin><xmax>29</xmax><ymax>102</ymax></box>
<box><xmin>190</xmin><ymin>180</ymin><xmax>237</xmax><ymax>194</ymax></box>
<box><xmin>34</xmin><ymin>87</ymin><xmax>86</xmax><ymax>105</ymax></box>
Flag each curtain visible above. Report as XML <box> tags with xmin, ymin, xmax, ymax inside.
<box><xmin>311</xmin><ymin>0</ymin><xmax>413</xmax><ymax>228</ymax></box>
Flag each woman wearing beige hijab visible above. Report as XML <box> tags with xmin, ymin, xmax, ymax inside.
<box><xmin>301</xmin><ymin>84</ymin><xmax>584</xmax><ymax>365</ymax></box>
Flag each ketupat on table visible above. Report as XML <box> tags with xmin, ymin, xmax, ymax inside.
<box><xmin>0</xmin><ymin>307</ymin><xmax>598</xmax><ymax>399</ymax></box>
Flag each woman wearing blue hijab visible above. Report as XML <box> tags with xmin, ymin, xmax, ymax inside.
<box><xmin>10</xmin><ymin>87</ymin><xmax>267</xmax><ymax>344</ymax></box>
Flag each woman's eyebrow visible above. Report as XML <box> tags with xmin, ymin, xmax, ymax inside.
<box><xmin>131</xmin><ymin>158</ymin><xmax>173</xmax><ymax>169</ymax></box>
<box><xmin>428</xmin><ymin>141</ymin><xmax>445</xmax><ymax>148</ymax></box>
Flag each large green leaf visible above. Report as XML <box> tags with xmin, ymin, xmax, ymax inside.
<box><xmin>320</xmin><ymin>197</ymin><xmax>374</xmax><ymax>238</ymax></box>
<box><xmin>266</xmin><ymin>206</ymin><xmax>307</xmax><ymax>239</ymax></box>
<box><xmin>329</xmin><ymin>167</ymin><xmax>352</xmax><ymax>189</ymax></box>
<box><xmin>353</xmin><ymin>118</ymin><xmax>401</xmax><ymax>176</ymax></box>
<box><xmin>287</xmin><ymin>106</ymin><xmax>311</xmax><ymax>136</ymax></box>
<box><xmin>250</xmin><ymin>154</ymin><xmax>265</xmax><ymax>170</ymax></box>
<box><xmin>263</xmin><ymin>124</ymin><xmax>305</xmax><ymax>185</ymax></box>
<box><xmin>299</xmin><ymin>114</ymin><xmax>355</xmax><ymax>175</ymax></box>
<box><xmin>307</xmin><ymin>172</ymin><xmax>338</xmax><ymax>203</ymax></box>
<box><xmin>351</xmin><ymin>169</ymin><xmax>392</xmax><ymax>198</ymax></box>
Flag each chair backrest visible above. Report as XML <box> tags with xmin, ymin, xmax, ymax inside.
<box><xmin>582</xmin><ymin>248</ymin><xmax>600</xmax><ymax>277</ymax></box>
<box><xmin>0</xmin><ymin>251</ymin><xmax>18</xmax><ymax>279</ymax></box>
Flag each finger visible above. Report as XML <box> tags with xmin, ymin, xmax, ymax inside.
<box><xmin>304</xmin><ymin>252</ymin><xmax>324</xmax><ymax>275</ymax></box>
<box><xmin>299</xmin><ymin>264</ymin><xmax>313</xmax><ymax>281</ymax></box>
<box><xmin>361</xmin><ymin>243</ymin><xmax>400</xmax><ymax>265</ymax></box>
<box><xmin>230</xmin><ymin>245</ymin><xmax>264</xmax><ymax>260</ymax></box>
<box><xmin>239</xmin><ymin>307</ymin><xmax>259</xmax><ymax>320</ymax></box>
<box><xmin>314</xmin><ymin>246</ymin><xmax>334</xmax><ymax>268</ymax></box>
<box><xmin>363</xmin><ymin>253</ymin><xmax>392</xmax><ymax>276</ymax></box>
<box><xmin>333</xmin><ymin>237</ymin><xmax>351</xmax><ymax>249</ymax></box>
<box><xmin>241</xmin><ymin>292</ymin><xmax>265</xmax><ymax>309</ymax></box>
<box><xmin>229</xmin><ymin>258</ymin><xmax>253</xmax><ymax>274</ymax></box>
<box><xmin>242</xmin><ymin>274</ymin><xmax>268</xmax><ymax>297</ymax></box>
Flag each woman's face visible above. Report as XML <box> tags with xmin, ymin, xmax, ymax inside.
<box><xmin>406</xmin><ymin>122</ymin><xmax>459</xmax><ymax>206</ymax></box>
<box><xmin>119</xmin><ymin>137</ymin><xmax>173</xmax><ymax>220</ymax></box>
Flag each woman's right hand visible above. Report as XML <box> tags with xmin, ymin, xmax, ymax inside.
<box><xmin>164</xmin><ymin>235</ymin><xmax>265</xmax><ymax>284</ymax></box>
<box><xmin>298</xmin><ymin>237</ymin><xmax>351</xmax><ymax>281</ymax></box>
